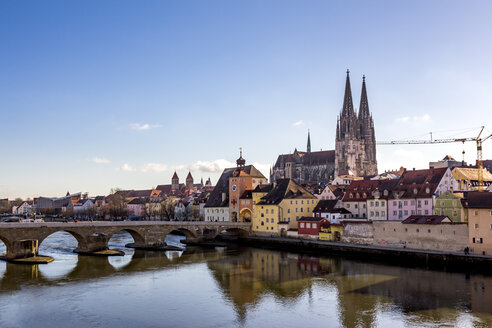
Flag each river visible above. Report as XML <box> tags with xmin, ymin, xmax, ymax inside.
<box><xmin>0</xmin><ymin>231</ymin><xmax>490</xmax><ymax>328</ymax></box>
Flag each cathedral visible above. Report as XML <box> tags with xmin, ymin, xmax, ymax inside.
<box><xmin>271</xmin><ymin>70</ymin><xmax>377</xmax><ymax>183</ymax></box>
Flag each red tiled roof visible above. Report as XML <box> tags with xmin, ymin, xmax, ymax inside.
<box><xmin>402</xmin><ymin>215</ymin><xmax>451</xmax><ymax>224</ymax></box>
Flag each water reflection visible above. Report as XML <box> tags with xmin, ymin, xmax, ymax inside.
<box><xmin>0</xmin><ymin>237</ymin><xmax>492</xmax><ymax>327</ymax></box>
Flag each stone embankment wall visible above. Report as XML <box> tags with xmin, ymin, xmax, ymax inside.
<box><xmin>341</xmin><ymin>221</ymin><xmax>374</xmax><ymax>245</ymax></box>
<box><xmin>373</xmin><ymin>221</ymin><xmax>468</xmax><ymax>253</ymax></box>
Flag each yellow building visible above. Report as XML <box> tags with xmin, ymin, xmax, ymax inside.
<box><xmin>452</xmin><ymin>167</ymin><xmax>492</xmax><ymax>191</ymax></box>
<box><xmin>464</xmin><ymin>192</ymin><xmax>492</xmax><ymax>255</ymax></box>
<box><xmin>319</xmin><ymin>223</ymin><xmax>343</xmax><ymax>241</ymax></box>
<box><xmin>252</xmin><ymin>179</ymin><xmax>318</xmax><ymax>235</ymax></box>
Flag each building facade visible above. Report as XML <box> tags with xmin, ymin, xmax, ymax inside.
<box><xmin>335</xmin><ymin>71</ymin><xmax>377</xmax><ymax>177</ymax></box>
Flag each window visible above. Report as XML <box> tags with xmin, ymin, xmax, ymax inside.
<box><xmin>261</xmin><ymin>221</ymin><xmax>264</xmax><ymax>226</ymax></box>
<box><xmin>370</xmin><ymin>211</ymin><xmax>374</xmax><ymax>217</ymax></box>
<box><xmin>300</xmin><ymin>223</ymin><xmax>304</xmax><ymax>228</ymax></box>
<box><xmin>393</xmin><ymin>201</ymin><xmax>397</xmax><ymax>206</ymax></box>
<box><xmin>382</xmin><ymin>201</ymin><xmax>385</xmax><ymax>206</ymax></box>
<box><xmin>453</xmin><ymin>211</ymin><xmax>457</xmax><ymax>217</ymax></box>
<box><xmin>441</xmin><ymin>201</ymin><xmax>445</xmax><ymax>206</ymax></box>
<box><xmin>306</xmin><ymin>223</ymin><xmax>311</xmax><ymax>228</ymax></box>
<box><xmin>266</xmin><ymin>218</ymin><xmax>269</xmax><ymax>223</ymax></box>
<box><xmin>376</xmin><ymin>211</ymin><xmax>380</xmax><ymax>217</ymax></box>
<box><xmin>301</xmin><ymin>208</ymin><xmax>303</xmax><ymax>212</ymax></box>
<box><xmin>418</xmin><ymin>210</ymin><xmax>422</xmax><ymax>215</ymax></box>
<box><xmin>475</xmin><ymin>210</ymin><xmax>479</xmax><ymax>216</ymax></box>
<box><xmin>404</xmin><ymin>210</ymin><xmax>408</xmax><ymax>216</ymax></box>
<box><xmin>266</xmin><ymin>209</ymin><xmax>269</xmax><ymax>214</ymax></box>
<box><xmin>382</xmin><ymin>211</ymin><xmax>386</xmax><ymax>217</ymax></box>
<box><xmin>425</xmin><ymin>210</ymin><xmax>429</xmax><ymax>215</ymax></box>
<box><xmin>355</xmin><ymin>204</ymin><xmax>358</xmax><ymax>209</ymax></box>
<box><xmin>416</xmin><ymin>229</ymin><xmax>420</xmax><ymax>232</ymax></box>
<box><xmin>404</xmin><ymin>200</ymin><xmax>408</xmax><ymax>206</ymax></box>
<box><xmin>346</xmin><ymin>204</ymin><xmax>350</xmax><ymax>208</ymax></box>
<box><xmin>375</xmin><ymin>201</ymin><xmax>379</xmax><ymax>207</ymax></box>
<box><xmin>428</xmin><ymin>229</ymin><xmax>431</xmax><ymax>233</ymax></box>
<box><xmin>393</xmin><ymin>211</ymin><xmax>397</xmax><ymax>216</ymax></box>
<box><xmin>474</xmin><ymin>224</ymin><xmax>479</xmax><ymax>229</ymax></box>
<box><xmin>312</xmin><ymin>223</ymin><xmax>317</xmax><ymax>229</ymax></box>
<box><xmin>424</xmin><ymin>200</ymin><xmax>429</xmax><ymax>205</ymax></box>
<box><xmin>287</xmin><ymin>209</ymin><xmax>290</xmax><ymax>214</ymax></box>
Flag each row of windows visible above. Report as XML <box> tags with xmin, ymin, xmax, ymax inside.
<box><xmin>473</xmin><ymin>224</ymin><xmax>492</xmax><ymax>229</ymax></box>
<box><xmin>392</xmin><ymin>209</ymin><xmax>429</xmax><ymax>216</ymax></box>
<box><xmin>345</xmin><ymin>203</ymin><xmax>366</xmax><ymax>209</ymax></box>
<box><xmin>256</xmin><ymin>225</ymin><xmax>275</xmax><ymax>230</ymax></box>
<box><xmin>289</xmin><ymin>200</ymin><xmax>316</xmax><ymax>205</ymax></box>
<box><xmin>299</xmin><ymin>222</ymin><xmax>317</xmax><ymax>229</ymax></box>
<box><xmin>206</xmin><ymin>216</ymin><xmax>227</xmax><ymax>221</ymax></box>
<box><xmin>369</xmin><ymin>211</ymin><xmax>386</xmax><ymax>217</ymax></box>
<box><xmin>369</xmin><ymin>201</ymin><xmax>385</xmax><ymax>207</ymax></box>
<box><xmin>392</xmin><ymin>200</ymin><xmax>429</xmax><ymax>206</ymax></box>
<box><xmin>206</xmin><ymin>209</ymin><xmax>225</xmax><ymax>214</ymax></box>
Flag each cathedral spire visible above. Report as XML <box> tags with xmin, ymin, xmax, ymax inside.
<box><xmin>358</xmin><ymin>75</ymin><xmax>370</xmax><ymax>119</ymax></box>
<box><xmin>307</xmin><ymin>129</ymin><xmax>311</xmax><ymax>153</ymax></box>
<box><xmin>342</xmin><ymin>69</ymin><xmax>355</xmax><ymax>116</ymax></box>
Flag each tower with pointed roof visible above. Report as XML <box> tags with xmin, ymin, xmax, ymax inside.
<box><xmin>335</xmin><ymin>70</ymin><xmax>377</xmax><ymax>177</ymax></box>
<box><xmin>186</xmin><ymin>171</ymin><xmax>194</xmax><ymax>189</ymax></box>
<box><xmin>171</xmin><ymin>171</ymin><xmax>179</xmax><ymax>191</ymax></box>
<box><xmin>307</xmin><ymin>129</ymin><xmax>311</xmax><ymax>153</ymax></box>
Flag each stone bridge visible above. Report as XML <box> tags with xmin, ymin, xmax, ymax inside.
<box><xmin>0</xmin><ymin>221</ymin><xmax>251</xmax><ymax>260</ymax></box>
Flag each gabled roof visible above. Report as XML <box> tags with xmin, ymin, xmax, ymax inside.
<box><xmin>257</xmin><ymin>179</ymin><xmax>315</xmax><ymax>205</ymax></box>
<box><xmin>128</xmin><ymin>198</ymin><xmax>147</xmax><ymax>205</ymax></box>
<box><xmin>127</xmin><ymin>189</ymin><xmax>153</xmax><ymax>198</ymax></box>
<box><xmin>313</xmin><ymin>199</ymin><xmax>338</xmax><ymax>212</ymax></box>
<box><xmin>342</xmin><ymin>180</ymin><xmax>379</xmax><ymax>202</ymax></box>
<box><xmin>172</xmin><ymin>171</ymin><xmax>179</xmax><ymax>179</ymax></box>
<box><xmin>461</xmin><ymin>191</ymin><xmax>492</xmax><ymax>209</ymax></box>
<box><xmin>402</xmin><ymin>215</ymin><xmax>452</xmax><ymax>224</ymax></box>
<box><xmin>232</xmin><ymin>165</ymin><xmax>267</xmax><ymax>179</ymax></box>
<box><xmin>204</xmin><ymin>168</ymin><xmax>236</xmax><ymax>208</ymax></box>
<box><xmin>297</xmin><ymin>217</ymin><xmax>327</xmax><ymax>222</ymax></box>
<box><xmin>273</xmin><ymin>150</ymin><xmax>335</xmax><ymax>169</ymax></box>
<box><xmin>253</xmin><ymin>184</ymin><xmax>273</xmax><ymax>193</ymax></box>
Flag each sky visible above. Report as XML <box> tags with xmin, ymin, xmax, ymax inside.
<box><xmin>1</xmin><ymin>1</ymin><xmax>492</xmax><ymax>199</ymax></box>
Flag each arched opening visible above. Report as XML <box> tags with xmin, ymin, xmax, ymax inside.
<box><xmin>220</xmin><ymin>228</ymin><xmax>249</xmax><ymax>239</ymax></box>
<box><xmin>38</xmin><ymin>231</ymin><xmax>81</xmax><ymax>279</ymax></box>
<box><xmin>166</xmin><ymin>228</ymin><xmax>196</xmax><ymax>248</ymax></box>
<box><xmin>0</xmin><ymin>236</ymin><xmax>8</xmax><ymax>279</ymax></box>
<box><xmin>107</xmin><ymin>230</ymin><xmax>141</xmax><ymax>269</ymax></box>
<box><xmin>231</xmin><ymin>212</ymin><xmax>238</xmax><ymax>222</ymax></box>
<box><xmin>239</xmin><ymin>209</ymin><xmax>252</xmax><ymax>223</ymax></box>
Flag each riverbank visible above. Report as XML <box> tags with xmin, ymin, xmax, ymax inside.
<box><xmin>238</xmin><ymin>236</ymin><xmax>492</xmax><ymax>272</ymax></box>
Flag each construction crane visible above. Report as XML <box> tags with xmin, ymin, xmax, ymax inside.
<box><xmin>376</xmin><ymin>126</ymin><xmax>492</xmax><ymax>191</ymax></box>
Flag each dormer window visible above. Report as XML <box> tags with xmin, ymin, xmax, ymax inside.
<box><xmin>363</xmin><ymin>193</ymin><xmax>367</xmax><ymax>198</ymax></box>
<box><xmin>426</xmin><ymin>187</ymin><xmax>430</xmax><ymax>194</ymax></box>
<box><xmin>349</xmin><ymin>193</ymin><xmax>353</xmax><ymax>199</ymax></box>
<box><xmin>413</xmin><ymin>188</ymin><xmax>418</xmax><ymax>195</ymax></box>
<box><xmin>356</xmin><ymin>193</ymin><xmax>360</xmax><ymax>198</ymax></box>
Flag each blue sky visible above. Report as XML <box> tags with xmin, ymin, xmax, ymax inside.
<box><xmin>1</xmin><ymin>1</ymin><xmax>492</xmax><ymax>199</ymax></box>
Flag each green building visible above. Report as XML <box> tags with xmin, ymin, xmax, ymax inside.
<box><xmin>433</xmin><ymin>191</ymin><xmax>466</xmax><ymax>222</ymax></box>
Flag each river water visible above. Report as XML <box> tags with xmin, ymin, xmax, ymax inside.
<box><xmin>0</xmin><ymin>231</ymin><xmax>491</xmax><ymax>328</ymax></box>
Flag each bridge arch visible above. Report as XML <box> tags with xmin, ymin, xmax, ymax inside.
<box><xmin>0</xmin><ymin>233</ymin><xmax>11</xmax><ymax>256</ymax></box>
<box><xmin>108</xmin><ymin>228</ymin><xmax>145</xmax><ymax>246</ymax></box>
<box><xmin>168</xmin><ymin>228</ymin><xmax>197</xmax><ymax>240</ymax></box>
<box><xmin>38</xmin><ymin>230</ymin><xmax>87</xmax><ymax>253</ymax></box>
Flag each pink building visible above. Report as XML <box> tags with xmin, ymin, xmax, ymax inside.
<box><xmin>387</xmin><ymin>168</ymin><xmax>447</xmax><ymax>221</ymax></box>
<box><xmin>127</xmin><ymin>198</ymin><xmax>146</xmax><ymax>217</ymax></box>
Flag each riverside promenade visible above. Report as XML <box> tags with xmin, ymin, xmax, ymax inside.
<box><xmin>241</xmin><ymin>236</ymin><xmax>492</xmax><ymax>271</ymax></box>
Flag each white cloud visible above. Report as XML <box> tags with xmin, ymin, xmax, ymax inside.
<box><xmin>141</xmin><ymin>163</ymin><xmax>167</xmax><ymax>173</ymax></box>
<box><xmin>130</xmin><ymin>123</ymin><xmax>162</xmax><ymax>131</ymax></box>
<box><xmin>292</xmin><ymin>120</ymin><xmax>303</xmax><ymax>126</ymax></box>
<box><xmin>119</xmin><ymin>163</ymin><xmax>135</xmax><ymax>172</ymax></box>
<box><xmin>91</xmin><ymin>157</ymin><xmax>110</xmax><ymax>164</ymax></box>
<box><xmin>188</xmin><ymin>159</ymin><xmax>235</xmax><ymax>173</ymax></box>
<box><xmin>414</xmin><ymin>114</ymin><xmax>430</xmax><ymax>121</ymax></box>
<box><xmin>395</xmin><ymin>114</ymin><xmax>430</xmax><ymax>123</ymax></box>
<box><xmin>395</xmin><ymin>116</ymin><xmax>410</xmax><ymax>123</ymax></box>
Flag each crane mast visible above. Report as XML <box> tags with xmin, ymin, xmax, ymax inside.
<box><xmin>376</xmin><ymin>126</ymin><xmax>492</xmax><ymax>192</ymax></box>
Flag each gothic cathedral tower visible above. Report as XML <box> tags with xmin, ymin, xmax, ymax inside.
<box><xmin>335</xmin><ymin>70</ymin><xmax>377</xmax><ymax>177</ymax></box>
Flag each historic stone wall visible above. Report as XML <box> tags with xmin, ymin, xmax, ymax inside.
<box><xmin>373</xmin><ymin>221</ymin><xmax>468</xmax><ymax>252</ymax></box>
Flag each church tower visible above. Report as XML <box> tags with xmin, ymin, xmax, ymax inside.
<box><xmin>171</xmin><ymin>171</ymin><xmax>179</xmax><ymax>191</ymax></box>
<box><xmin>307</xmin><ymin>129</ymin><xmax>311</xmax><ymax>153</ymax></box>
<box><xmin>335</xmin><ymin>70</ymin><xmax>377</xmax><ymax>177</ymax></box>
<box><xmin>358</xmin><ymin>75</ymin><xmax>377</xmax><ymax>176</ymax></box>
<box><xmin>186</xmin><ymin>171</ymin><xmax>194</xmax><ymax>189</ymax></box>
